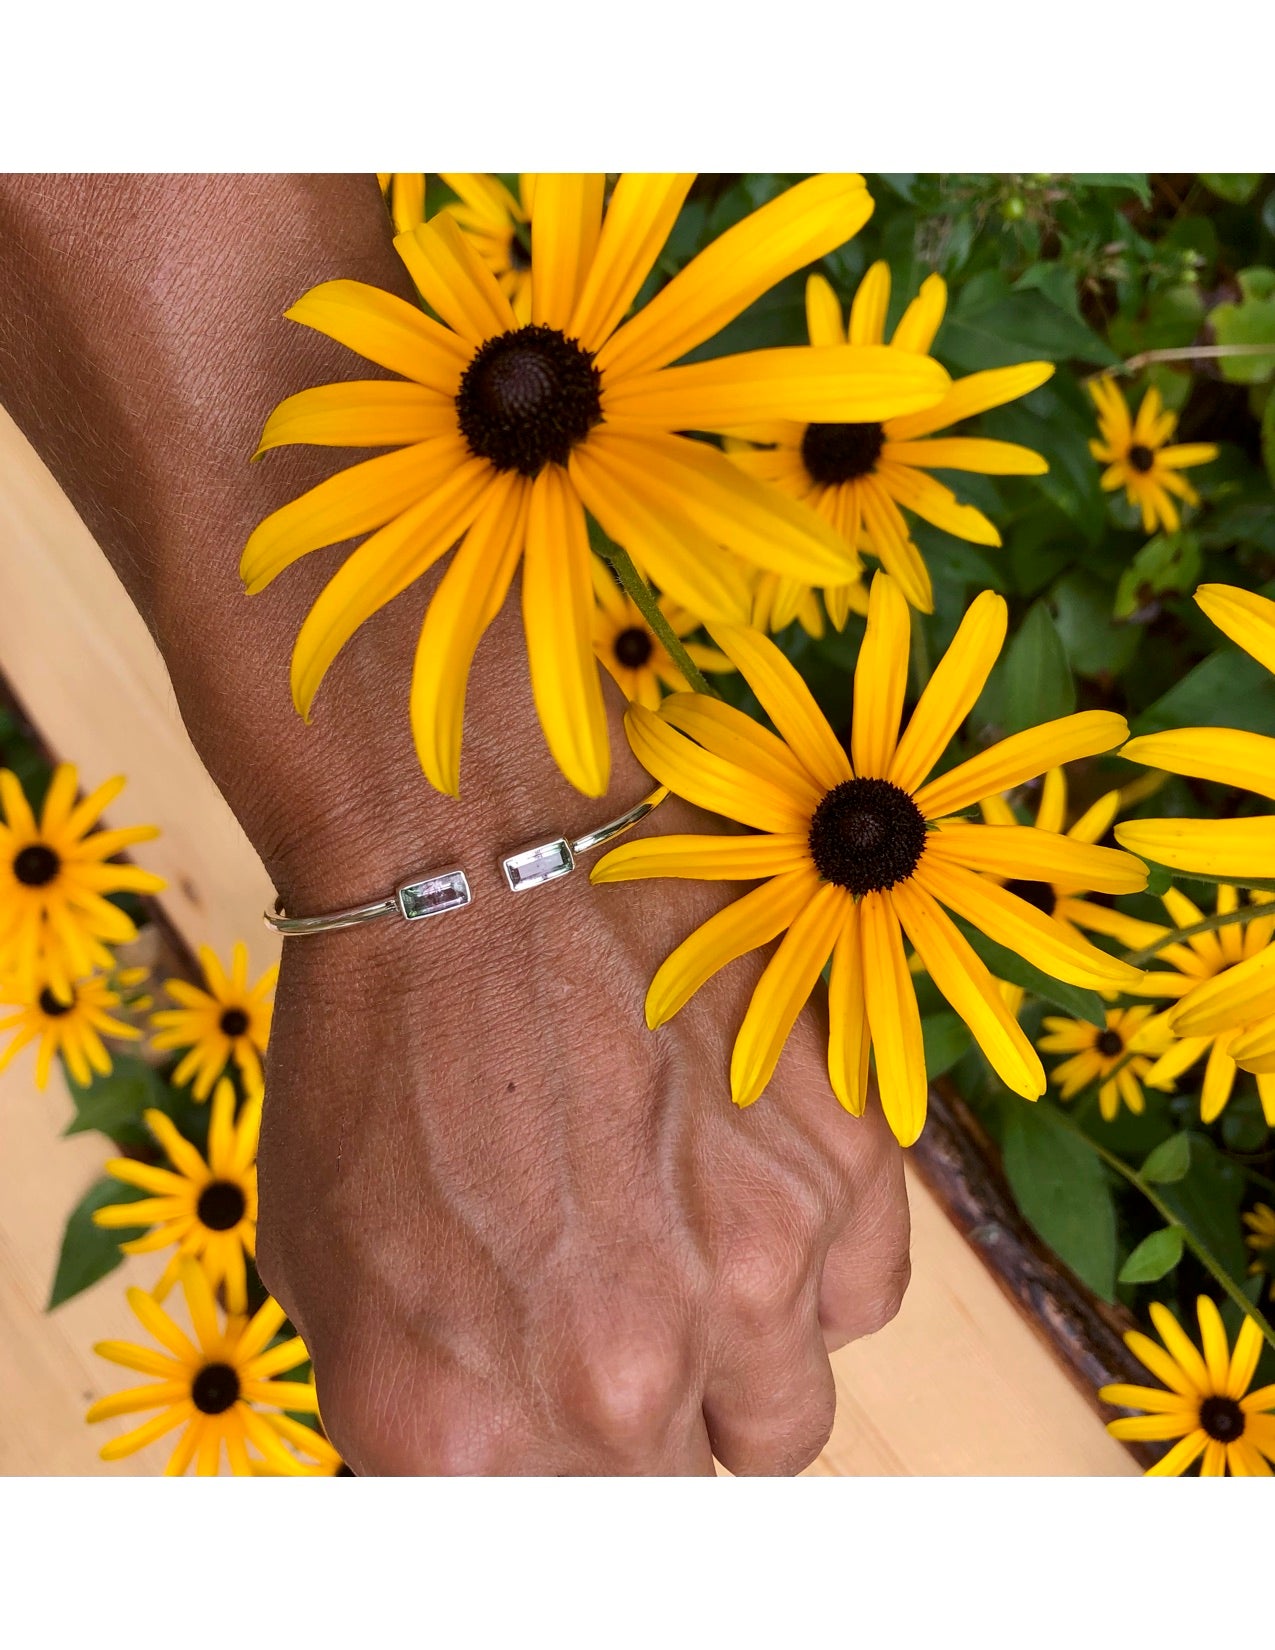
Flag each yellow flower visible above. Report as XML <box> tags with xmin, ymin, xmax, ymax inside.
<box><xmin>1089</xmin><ymin>884</ymin><xmax>1275</xmax><ymax>1124</ymax></box>
<box><xmin>439</xmin><ymin>173</ymin><xmax>535</xmax><ymax>323</ymax></box>
<box><xmin>591</xmin><ymin>560</ymin><xmax>733</xmax><ymax>709</ymax></box>
<box><xmin>1088</xmin><ymin>378</ymin><xmax>1217</xmax><ymax>534</ymax></box>
<box><xmin>1037</xmin><ymin>1005</ymin><xmax>1171</xmax><ymax>1122</ymax></box>
<box><xmin>150</xmin><ymin>942</ymin><xmax>276</xmax><ymax>1101</ymax></box>
<box><xmin>253</xmin><ymin>1413</ymin><xmax>347</xmax><ymax>1475</ymax></box>
<box><xmin>0</xmin><ymin>967</ymin><xmax>142</xmax><ymax>1090</ymax></box>
<box><xmin>1117</xmin><ymin>584</ymin><xmax>1275</xmax><ymax>880</ymax></box>
<box><xmin>1100</xmin><ymin>1296</ymin><xmax>1275</xmax><ymax>1475</ymax></box>
<box><xmin>750</xmin><ymin>567</ymin><xmax>867</xmax><ymax>638</ymax></box>
<box><xmin>88</xmin><ymin>1260</ymin><xmax>318</xmax><ymax>1476</ymax></box>
<box><xmin>93</xmin><ymin>1077</ymin><xmax>259</xmax><ymax>1313</ymax></box>
<box><xmin>0</xmin><ymin>764</ymin><xmax>165</xmax><ymax>999</ymax></box>
<box><xmin>243</xmin><ymin>173</ymin><xmax>952</xmax><ymax>799</ymax></box>
<box><xmin>592</xmin><ymin>572</ymin><xmax>1145</xmax><ymax>1145</ymax></box>
<box><xmin>726</xmin><ymin>263</ymin><xmax>1053</xmax><ymax>617</ymax></box>
<box><xmin>1245</xmin><ymin>1204</ymin><xmax>1275</xmax><ymax>1298</ymax></box>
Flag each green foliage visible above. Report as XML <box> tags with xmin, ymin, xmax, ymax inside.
<box><xmin>1211</xmin><ymin>267</ymin><xmax>1275</xmax><ymax>384</ymax></box>
<box><xmin>1119</xmin><ymin>1226</ymin><xmax>1185</xmax><ymax>1284</ymax></box>
<box><xmin>1001</xmin><ymin>599</ymin><xmax>1076</xmax><ymax>733</ymax></box>
<box><xmin>48</xmin><ymin>1177</ymin><xmax>148</xmax><ymax>1310</ymax></box>
<box><xmin>1141</xmin><ymin>1132</ymin><xmax>1192</xmax><ymax>1185</ymax></box>
<box><xmin>921</xmin><ymin>1012</ymin><xmax>973</xmax><ymax>1079</ymax></box>
<box><xmin>1001</xmin><ymin>1101</ymin><xmax>1118</xmax><ymax>1301</ymax></box>
<box><xmin>62</xmin><ymin>1054</ymin><xmax>172</xmax><ymax>1146</ymax></box>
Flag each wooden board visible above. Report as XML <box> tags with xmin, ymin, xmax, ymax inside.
<box><xmin>0</xmin><ymin>405</ymin><xmax>1136</xmax><ymax>1475</ymax></box>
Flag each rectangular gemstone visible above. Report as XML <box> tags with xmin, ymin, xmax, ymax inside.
<box><xmin>396</xmin><ymin>867</ymin><xmax>472</xmax><ymax>921</ymax></box>
<box><xmin>501</xmin><ymin>837</ymin><xmax>575</xmax><ymax>892</ymax></box>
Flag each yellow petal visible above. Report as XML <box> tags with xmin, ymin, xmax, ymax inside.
<box><xmin>1147</xmin><ymin>1301</ymin><xmax>1211</xmax><ymax>1392</ymax></box>
<box><xmin>851</xmin><ymin>572</ymin><xmax>910</xmax><ymax>779</ymax></box>
<box><xmin>927</xmin><ymin>822</ymin><xmax>1148</xmax><ymax>894</ymax></box>
<box><xmin>290</xmin><ymin>451</ymin><xmax>492</xmax><ymax>718</ymax></box>
<box><xmin>623</xmin><ymin>702</ymin><xmax>811</xmax><ymax>834</ymax></box>
<box><xmin>570</xmin><ymin>174</ymin><xmax>695</xmax><ymax>351</ymax></box>
<box><xmin>889</xmin><ymin>591</ymin><xmax>1007</xmax><ymax>794</ymax></box>
<box><xmin>243</xmin><ymin>440</ymin><xmax>464</xmax><ymax>594</ymax></box>
<box><xmin>1227</xmin><ymin>1314</ymin><xmax>1264</xmax><ymax>1399</ymax></box>
<box><xmin>891</xmin><ymin>880</ymin><xmax>1045</xmax><ymax>1098</ymax></box>
<box><xmin>804</xmin><ymin>272</ymin><xmax>845</xmax><ymax>348</ymax></box>
<box><xmin>916</xmin><ymin>855</ymin><xmax>1143</xmax><ymax>990</ymax></box>
<box><xmin>1114</xmin><ymin>816</ymin><xmax>1275</xmax><ymax>880</ymax></box>
<box><xmin>885</xmin><ymin>435</ymin><xmax>1048</xmax><ymax>476</ymax></box>
<box><xmin>605</xmin><ymin>345</ymin><xmax>951</xmax><ymax>431</ymax></box>
<box><xmin>706</xmin><ymin>623</ymin><xmax>852</xmax><ymax>793</ymax></box>
<box><xmin>1120</xmin><ymin>727</ymin><xmax>1275</xmax><ymax>803</ymax></box>
<box><xmin>591</xmin><ymin>831</ymin><xmax>810</xmax><ymax>884</ymax></box>
<box><xmin>523</xmin><ymin>466</ymin><xmax>611</xmax><ymax>797</ymax></box>
<box><xmin>889</xmin><ymin>273</ymin><xmax>947</xmax><ymax>354</ymax></box>
<box><xmin>410</xmin><ymin>472</ymin><xmax>529</xmax><ymax>797</ymax></box>
<box><xmin>599</xmin><ymin>173</ymin><xmax>873</xmax><ymax>380</ymax></box>
<box><xmin>914</xmin><ymin>711</ymin><xmax>1129</xmax><ymax>821</ymax></box>
<box><xmin>283</xmin><ymin>278</ymin><xmax>469</xmax><ymax>394</ymax></box>
<box><xmin>530</xmin><ymin>173</ymin><xmax>606</xmax><ymax>332</ymax></box>
<box><xmin>568</xmin><ymin>438</ymin><xmax>753</xmax><ymax>623</ymax></box>
<box><xmin>1196</xmin><ymin>1296</ymin><xmax>1231</xmax><ymax>1393</ymax></box>
<box><xmin>254</xmin><ymin>381</ymin><xmax>456</xmax><ymax>457</ymax></box>
<box><xmin>857</xmin><ymin>474</ymin><xmax>934</xmax><ymax>611</ymax></box>
<box><xmin>731</xmin><ymin>882</ymin><xmax>847</xmax><ymax>1105</ymax></box>
<box><xmin>658</xmin><ymin>694</ymin><xmax>823</xmax><ymax>808</ymax></box>
<box><xmin>1172</xmin><ymin>944</ymin><xmax>1275</xmax><ymax>1036</ymax></box>
<box><xmin>860</xmin><ymin>892</ymin><xmax>928</xmax><ymax>1146</ymax></box>
<box><xmin>827</xmin><ymin>901</ymin><xmax>871</xmax><ymax>1115</ymax></box>
<box><xmin>885</xmin><ymin>361</ymin><xmax>1055</xmax><ymax>441</ymax></box>
<box><xmin>395</xmin><ymin>212</ymin><xmax>517</xmax><ymax>345</ymax></box>
<box><xmin>848</xmin><ymin>260</ymin><xmax>891</xmax><ymax>347</ymax></box>
<box><xmin>879</xmin><ymin>461</ymin><xmax>1002</xmax><ymax>547</ymax></box>
<box><xmin>1195</xmin><ymin>583</ymin><xmax>1275</xmax><ymax>676</ymax></box>
<box><xmin>644</xmin><ymin>869</ymin><xmax>818</xmax><ymax>1027</ymax></box>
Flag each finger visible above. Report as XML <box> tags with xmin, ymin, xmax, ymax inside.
<box><xmin>818</xmin><ymin>1091</ymin><xmax>912</xmax><ymax>1350</ymax></box>
<box><xmin>702</xmin><ymin>1275</ymin><xmax>838</xmax><ymax>1477</ymax></box>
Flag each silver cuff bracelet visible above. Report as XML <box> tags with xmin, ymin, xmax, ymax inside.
<box><xmin>263</xmin><ymin>786</ymin><xmax>666</xmax><ymax>937</ymax></box>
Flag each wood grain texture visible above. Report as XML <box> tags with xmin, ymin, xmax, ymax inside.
<box><xmin>0</xmin><ymin>405</ymin><xmax>1137</xmax><ymax>1475</ymax></box>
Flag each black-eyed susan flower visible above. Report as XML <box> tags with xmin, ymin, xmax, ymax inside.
<box><xmin>244</xmin><ymin>174</ymin><xmax>952</xmax><ymax>799</ymax></box>
<box><xmin>1117</xmin><ymin>584</ymin><xmax>1275</xmax><ymax>879</ymax></box>
<box><xmin>439</xmin><ymin>173</ymin><xmax>535</xmax><ymax>322</ymax></box>
<box><xmin>1100</xmin><ymin>1296</ymin><xmax>1275</xmax><ymax>1476</ymax></box>
<box><xmin>592</xmin><ymin>573</ymin><xmax>1146</xmax><ymax>1145</ymax></box>
<box><xmin>150</xmin><ymin>942</ymin><xmax>276</xmax><ymax>1101</ymax></box>
<box><xmin>1088</xmin><ymin>378</ymin><xmax>1218</xmax><ymax>535</ymax></box>
<box><xmin>0</xmin><ymin>765</ymin><xmax>165</xmax><ymax>1000</ymax></box>
<box><xmin>1038</xmin><ymin>1005</ymin><xmax>1171</xmax><ymax>1122</ymax></box>
<box><xmin>255</xmin><ymin>1413</ymin><xmax>347</xmax><ymax>1475</ymax></box>
<box><xmin>93</xmin><ymin>1077</ymin><xmax>259</xmax><ymax>1313</ymax></box>
<box><xmin>591</xmin><ymin>559</ymin><xmax>733</xmax><ymax>710</ymax></box>
<box><xmin>0</xmin><ymin>967</ymin><xmax>143</xmax><ymax>1090</ymax></box>
<box><xmin>750</xmin><ymin>567</ymin><xmax>867</xmax><ymax>639</ymax></box>
<box><xmin>726</xmin><ymin>264</ymin><xmax>1052</xmax><ymax>616</ymax></box>
<box><xmin>1245</xmin><ymin>1203</ymin><xmax>1275</xmax><ymax>1296</ymax></box>
<box><xmin>87</xmin><ymin>1260</ymin><xmax>318</xmax><ymax>1476</ymax></box>
<box><xmin>1087</xmin><ymin>883</ymin><xmax>1275</xmax><ymax>1124</ymax></box>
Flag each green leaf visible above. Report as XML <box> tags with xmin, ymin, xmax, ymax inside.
<box><xmin>1001</xmin><ymin>599</ymin><xmax>1075</xmax><ymax>734</ymax></box>
<box><xmin>1211</xmin><ymin>267</ymin><xmax>1275</xmax><ymax>385</ymax></box>
<box><xmin>1001</xmin><ymin>1103</ymin><xmax>1118</xmax><ymax>1300</ymax></box>
<box><xmin>1072</xmin><ymin>174</ymin><xmax>1152</xmax><ymax>205</ymax></box>
<box><xmin>1200</xmin><ymin>174</ymin><xmax>1263</xmax><ymax>206</ymax></box>
<box><xmin>1052</xmin><ymin>570</ymin><xmax>1140</xmax><ymax>681</ymax></box>
<box><xmin>1118</xmin><ymin>1226</ymin><xmax>1185</xmax><ymax>1284</ymax></box>
<box><xmin>1140</xmin><ymin>1132</ymin><xmax>1192</xmax><ymax>1184</ymax></box>
<box><xmin>1158</xmin><ymin>1135</ymin><xmax>1248</xmax><ymax>1283</ymax></box>
<box><xmin>1133</xmin><ymin>648</ymin><xmax>1275</xmax><ymax>738</ymax></box>
<box><xmin>1262</xmin><ymin>382</ymin><xmax>1275</xmax><ymax>493</ymax></box>
<box><xmin>63</xmin><ymin>1053</ymin><xmax>171</xmax><ymax>1141</ymax></box>
<box><xmin>47</xmin><ymin>1177</ymin><xmax>148</xmax><ymax>1310</ymax></box>
<box><xmin>941</xmin><ymin>272</ymin><xmax>1116</xmax><ymax>370</ymax></box>
<box><xmin>1113</xmin><ymin>532</ymin><xmax>1203</xmax><ymax>620</ymax></box>
<box><xmin>954</xmin><ymin>918</ymin><xmax>1106</xmax><ymax>1026</ymax></box>
<box><xmin>921</xmin><ymin>1012</ymin><xmax>973</xmax><ymax>1079</ymax></box>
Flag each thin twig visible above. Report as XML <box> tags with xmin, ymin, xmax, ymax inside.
<box><xmin>1125</xmin><ymin>900</ymin><xmax>1275</xmax><ymax>969</ymax></box>
<box><xmin>1091</xmin><ymin>343</ymin><xmax>1275</xmax><ymax>381</ymax></box>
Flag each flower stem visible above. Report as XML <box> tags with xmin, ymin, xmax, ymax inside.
<box><xmin>1124</xmin><ymin>898</ymin><xmax>1275</xmax><ymax>968</ymax></box>
<box><xmin>1092</xmin><ymin>343</ymin><xmax>1275</xmax><ymax>378</ymax></box>
<box><xmin>599</xmin><ymin>543</ymin><xmax>722</xmax><ymax>699</ymax></box>
<box><xmin>1050</xmin><ymin>1107</ymin><xmax>1275</xmax><ymax>1354</ymax></box>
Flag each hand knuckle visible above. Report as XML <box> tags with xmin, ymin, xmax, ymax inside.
<box><xmin>573</xmin><ymin>1341</ymin><xmax>687</xmax><ymax>1442</ymax></box>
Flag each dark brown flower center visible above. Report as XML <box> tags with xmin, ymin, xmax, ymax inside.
<box><xmin>614</xmin><ymin>626</ymin><xmax>654</xmax><ymax>669</ymax></box>
<box><xmin>1198</xmin><ymin>1395</ymin><xmax>1245</xmax><ymax>1443</ymax></box>
<box><xmin>219</xmin><ymin>1008</ymin><xmax>250</xmax><ymax>1038</ymax></box>
<box><xmin>191</xmin><ymin>1362</ymin><xmax>240</xmax><ymax>1416</ymax></box>
<box><xmin>1004</xmin><ymin>878</ymin><xmax>1057</xmax><ymax>917</ymax></box>
<box><xmin>13</xmin><ymin>844</ymin><xmax>61</xmax><ymax>887</ymax></box>
<box><xmin>1096</xmin><ymin>1029</ymin><xmax>1124</xmax><ymax>1057</ymax></box>
<box><xmin>1128</xmin><ymin>443</ymin><xmax>1155</xmax><ymax>474</ymax></box>
<box><xmin>808</xmin><ymin>778</ymin><xmax>928</xmax><ymax>896</ymax></box>
<box><xmin>38</xmin><ymin>987</ymin><xmax>74</xmax><ymax>1018</ymax></box>
<box><xmin>801</xmin><ymin>421</ymin><xmax>885</xmax><ymax>486</ymax></box>
<box><xmin>456</xmin><ymin>324</ymin><xmax>602</xmax><ymax>477</ymax></box>
<box><xmin>197</xmin><ymin>1180</ymin><xmax>247</xmax><ymax>1232</ymax></box>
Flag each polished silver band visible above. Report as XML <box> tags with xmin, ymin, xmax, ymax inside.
<box><xmin>264</xmin><ymin>786</ymin><xmax>666</xmax><ymax>937</ymax></box>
